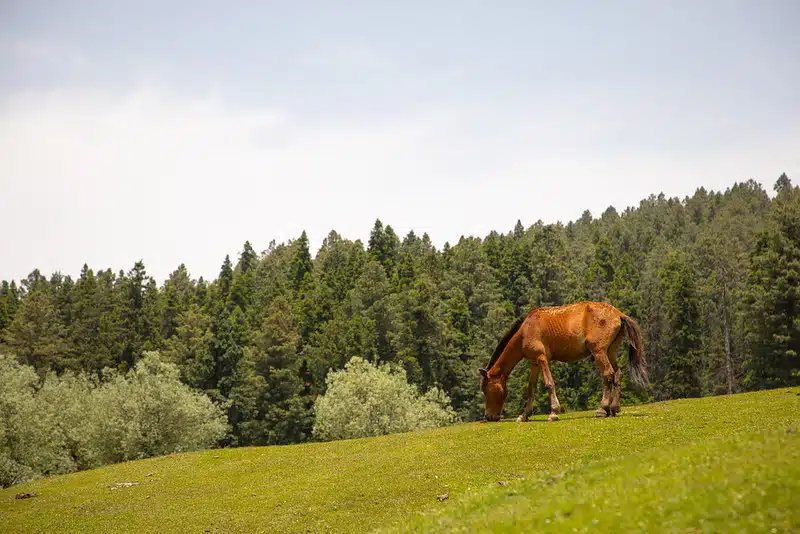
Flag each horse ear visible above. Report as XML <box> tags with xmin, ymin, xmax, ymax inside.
<box><xmin>478</xmin><ymin>368</ymin><xmax>488</xmax><ymax>378</ymax></box>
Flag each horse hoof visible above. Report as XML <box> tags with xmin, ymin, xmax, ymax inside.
<box><xmin>595</xmin><ymin>409</ymin><xmax>609</xmax><ymax>418</ymax></box>
<box><xmin>548</xmin><ymin>413</ymin><xmax>559</xmax><ymax>422</ymax></box>
<box><xmin>516</xmin><ymin>415</ymin><xmax>528</xmax><ymax>422</ymax></box>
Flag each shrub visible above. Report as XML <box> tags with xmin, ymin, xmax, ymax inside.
<box><xmin>0</xmin><ymin>352</ymin><xmax>228</xmax><ymax>488</ymax></box>
<box><xmin>0</xmin><ymin>355</ymin><xmax>50</xmax><ymax>488</ymax></box>
<box><xmin>83</xmin><ymin>352</ymin><xmax>229</xmax><ymax>466</ymax></box>
<box><xmin>312</xmin><ymin>357</ymin><xmax>457</xmax><ymax>441</ymax></box>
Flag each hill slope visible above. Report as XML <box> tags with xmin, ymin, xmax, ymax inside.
<box><xmin>2</xmin><ymin>389</ymin><xmax>798</xmax><ymax>533</ymax></box>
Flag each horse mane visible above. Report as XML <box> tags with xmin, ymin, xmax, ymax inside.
<box><xmin>485</xmin><ymin>314</ymin><xmax>527</xmax><ymax>371</ymax></box>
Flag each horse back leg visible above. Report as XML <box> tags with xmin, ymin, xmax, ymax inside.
<box><xmin>586</xmin><ymin>315</ymin><xmax>624</xmax><ymax>418</ymax></box>
<box><xmin>607</xmin><ymin>332</ymin><xmax>624</xmax><ymax>415</ymax></box>
<box><xmin>591</xmin><ymin>349</ymin><xmax>615</xmax><ymax>418</ymax></box>
<box><xmin>517</xmin><ymin>360</ymin><xmax>540</xmax><ymax>422</ymax></box>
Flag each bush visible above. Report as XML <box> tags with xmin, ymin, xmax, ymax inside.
<box><xmin>312</xmin><ymin>356</ymin><xmax>457</xmax><ymax>441</ymax></box>
<box><xmin>0</xmin><ymin>355</ymin><xmax>50</xmax><ymax>488</ymax></box>
<box><xmin>0</xmin><ymin>352</ymin><xmax>228</xmax><ymax>488</ymax></box>
<box><xmin>83</xmin><ymin>352</ymin><xmax>229</xmax><ymax>466</ymax></box>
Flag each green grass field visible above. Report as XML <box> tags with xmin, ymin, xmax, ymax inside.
<box><xmin>2</xmin><ymin>388</ymin><xmax>798</xmax><ymax>533</ymax></box>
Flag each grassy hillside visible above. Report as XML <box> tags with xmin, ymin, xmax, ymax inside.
<box><xmin>2</xmin><ymin>388</ymin><xmax>798</xmax><ymax>533</ymax></box>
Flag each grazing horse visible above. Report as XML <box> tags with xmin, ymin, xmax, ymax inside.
<box><xmin>479</xmin><ymin>301</ymin><xmax>647</xmax><ymax>422</ymax></box>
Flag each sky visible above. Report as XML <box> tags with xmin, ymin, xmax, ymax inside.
<box><xmin>1</xmin><ymin>1</ymin><xmax>799</xmax><ymax>283</ymax></box>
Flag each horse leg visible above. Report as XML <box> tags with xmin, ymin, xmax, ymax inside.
<box><xmin>517</xmin><ymin>360</ymin><xmax>540</xmax><ymax>422</ymax></box>
<box><xmin>607</xmin><ymin>330</ymin><xmax>624</xmax><ymax>416</ymax></box>
<box><xmin>610</xmin><ymin>366</ymin><xmax>622</xmax><ymax>416</ymax></box>
<box><xmin>537</xmin><ymin>356</ymin><xmax>561</xmax><ymax>422</ymax></box>
<box><xmin>592</xmin><ymin>350</ymin><xmax>615</xmax><ymax>418</ymax></box>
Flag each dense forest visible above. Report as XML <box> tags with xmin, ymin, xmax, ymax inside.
<box><xmin>1</xmin><ymin>175</ymin><xmax>798</xmax><ymax>447</ymax></box>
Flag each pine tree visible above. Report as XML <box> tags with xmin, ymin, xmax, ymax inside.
<box><xmin>217</xmin><ymin>255</ymin><xmax>234</xmax><ymax>306</ymax></box>
<box><xmin>118</xmin><ymin>261</ymin><xmax>160</xmax><ymax>369</ymax></box>
<box><xmin>236</xmin><ymin>295</ymin><xmax>312</xmax><ymax>445</ymax></box>
<box><xmin>3</xmin><ymin>287</ymin><xmax>69</xmax><ymax>374</ymax></box>
<box><xmin>162</xmin><ymin>303</ymin><xmax>215</xmax><ymax>390</ymax></box>
<box><xmin>290</xmin><ymin>231</ymin><xmax>313</xmax><ymax>294</ymax></box>
<box><xmin>228</xmin><ymin>242</ymin><xmax>258</xmax><ymax>313</ymax></box>
<box><xmin>237</xmin><ymin>241</ymin><xmax>257</xmax><ymax>275</ymax></box>
<box><xmin>500</xmin><ymin>226</ymin><xmax>532</xmax><ymax>314</ymax></box>
<box><xmin>653</xmin><ymin>250</ymin><xmax>703</xmax><ymax>399</ymax></box>
<box><xmin>162</xmin><ymin>264</ymin><xmax>194</xmax><ymax>340</ymax></box>
<box><xmin>744</xmin><ymin>174</ymin><xmax>800</xmax><ymax>389</ymax></box>
<box><xmin>585</xmin><ymin>234</ymin><xmax>614</xmax><ymax>301</ymax></box>
<box><xmin>0</xmin><ymin>281</ymin><xmax>12</xmax><ymax>332</ymax></box>
<box><xmin>368</xmin><ymin>219</ymin><xmax>399</xmax><ymax>276</ymax></box>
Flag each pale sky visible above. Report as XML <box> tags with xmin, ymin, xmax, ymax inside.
<box><xmin>1</xmin><ymin>1</ymin><xmax>799</xmax><ymax>283</ymax></box>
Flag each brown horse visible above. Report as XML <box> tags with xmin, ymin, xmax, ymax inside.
<box><xmin>479</xmin><ymin>301</ymin><xmax>647</xmax><ymax>422</ymax></box>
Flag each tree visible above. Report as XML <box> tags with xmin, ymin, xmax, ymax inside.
<box><xmin>217</xmin><ymin>255</ymin><xmax>234</xmax><ymax>306</ymax></box>
<box><xmin>312</xmin><ymin>356</ymin><xmax>457</xmax><ymax>441</ymax></box>
<box><xmin>368</xmin><ymin>219</ymin><xmax>399</xmax><ymax>276</ymax></box>
<box><xmin>290</xmin><ymin>231</ymin><xmax>314</xmax><ymax>294</ymax></box>
<box><xmin>585</xmin><ymin>234</ymin><xmax>614</xmax><ymax>301</ymax></box>
<box><xmin>162</xmin><ymin>303</ymin><xmax>215</xmax><ymax>390</ymax></box>
<box><xmin>744</xmin><ymin>174</ymin><xmax>800</xmax><ymax>389</ymax></box>
<box><xmin>233</xmin><ymin>295</ymin><xmax>312</xmax><ymax>445</ymax></box>
<box><xmin>162</xmin><ymin>264</ymin><xmax>194</xmax><ymax>340</ymax></box>
<box><xmin>0</xmin><ymin>281</ymin><xmax>21</xmax><ymax>333</ymax></box>
<box><xmin>228</xmin><ymin>242</ymin><xmax>257</xmax><ymax>313</ymax></box>
<box><xmin>0</xmin><ymin>352</ymin><xmax>228</xmax><ymax>487</ymax></box>
<box><xmin>118</xmin><ymin>261</ymin><xmax>161</xmax><ymax>370</ymax></box>
<box><xmin>3</xmin><ymin>288</ymin><xmax>69</xmax><ymax>374</ymax></box>
<box><xmin>651</xmin><ymin>250</ymin><xmax>703</xmax><ymax>399</ymax></box>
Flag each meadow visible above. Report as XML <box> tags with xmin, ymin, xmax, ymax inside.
<box><xmin>2</xmin><ymin>388</ymin><xmax>798</xmax><ymax>533</ymax></box>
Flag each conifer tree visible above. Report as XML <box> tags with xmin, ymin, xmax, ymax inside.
<box><xmin>3</xmin><ymin>286</ymin><xmax>68</xmax><ymax>374</ymax></box>
<box><xmin>744</xmin><ymin>174</ymin><xmax>800</xmax><ymax>389</ymax></box>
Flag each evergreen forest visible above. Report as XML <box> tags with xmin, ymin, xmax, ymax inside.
<box><xmin>1</xmin><ymin>174</ymin><xmax>798</xmax><ymax>448</ymax></box>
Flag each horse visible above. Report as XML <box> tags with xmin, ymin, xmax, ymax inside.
<box><xmin>478</xmin><ymin>301</ymin><xmax>647</xmax><ymax>422</ymax></box>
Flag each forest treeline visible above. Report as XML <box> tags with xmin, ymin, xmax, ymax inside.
<box><xmin>1</xmin><ymin>175</ymin><xmax>798</xmax><ymax>447</ymax></box>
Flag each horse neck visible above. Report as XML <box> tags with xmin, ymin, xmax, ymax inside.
<box><xmin>489</xmin><ymin>330</ymin><xmax>525</xmax><ymax>379</ymax></box>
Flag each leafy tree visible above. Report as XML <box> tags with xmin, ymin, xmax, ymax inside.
<box><xmin>312</xmin><ymin>356</ymin><xmax>457</xmax><ymax>441</ymax></box>
<box><xmin>0</xmin><ymin>352</ymin><xmax>227</xmax><ymax>488</ymax></box>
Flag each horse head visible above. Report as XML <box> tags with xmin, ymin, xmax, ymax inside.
<box><xmin>479</xmin><ymin>368</ymin><xmax>507</xmax><ymax>422</ymax></box>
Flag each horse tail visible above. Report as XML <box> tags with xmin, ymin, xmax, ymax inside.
<box><xmin>621</xmin><ymin>314</ymin><xmax>649</xmax><ymax>389</ymax></box>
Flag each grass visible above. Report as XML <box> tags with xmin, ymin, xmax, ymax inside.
<box><xmin>1</xmin><ymin>388</ymin><xmax>798</xmax><ymax>533</ymax></box>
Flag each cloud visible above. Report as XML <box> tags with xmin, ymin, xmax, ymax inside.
<box><xmin>0</xmin><ymin>85</ymin><xmax>797</xmax><ymax>283</ymax></box>
<box><xmin>0</xmin><ymin>85</ymin><xmax>487</xmax><ymax>282</ymax></box>
<box><xmin>298</xmin><ymin>43</ymin><xmax>389</xmax><ymax>71</ymax></box>
<box><xmin>2</xmin><ymin>38</ymin><xmax>89</xmax><ymax>69</ymax></box>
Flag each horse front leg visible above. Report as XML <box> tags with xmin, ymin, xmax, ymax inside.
<box><xmin>537</xmin><ymin>356</ymin><xmax>561</xmax><ymax>422</ymax></box>
<box><xmin>517</xmin><ymin>360</ymin><xmax>540</xmax><ymax>422</ymax></box>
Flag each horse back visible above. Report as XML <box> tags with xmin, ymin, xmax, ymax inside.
<box><xmin>526</xmin><ymin>301</ymin><xmax>622</xmax><ymax>362</ymax></box>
